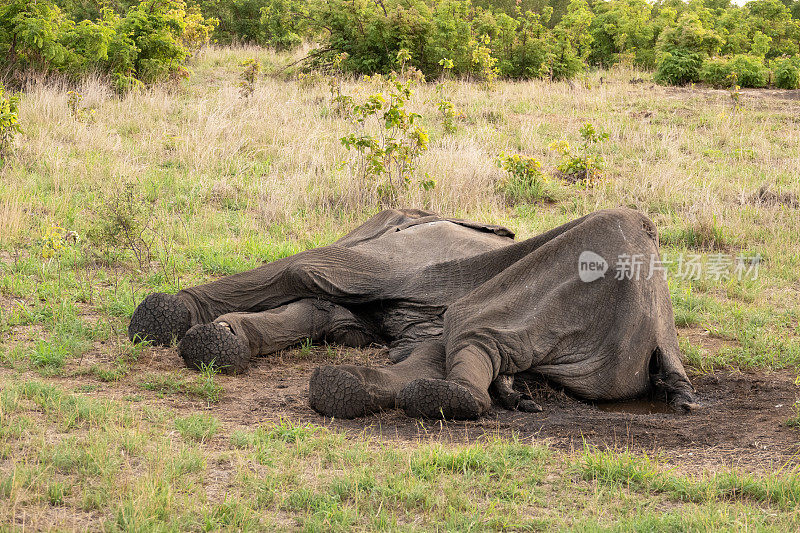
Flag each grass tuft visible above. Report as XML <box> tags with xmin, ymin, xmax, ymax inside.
<box><xmin>174</xmin><ymin>414</ymin><xmax>220</xmax><ymax>442</ymax></box>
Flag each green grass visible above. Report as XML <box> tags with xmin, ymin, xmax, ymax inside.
<box><xmin>1</xmin><ymin>45</ymin><xmax>799</xmax><ymax>529</ymax></box>
<box><xmin>580</xmin><ymin>446</ymin><xmax>800</xmax><ymax>510</ymax></box>
<box><xmin>2</xmin><ymin>378</ymin><xmax>799</xmax><ymax>529</ymax></box>
<box><xmin>175</xmin><ymin>414</ymin><xmax>220</xmax><ymax>442</ymax></box>
<box><xmin>139</xmin><ymin>366</ymin><xmax>223</xmax><ymax>403</ymax></box>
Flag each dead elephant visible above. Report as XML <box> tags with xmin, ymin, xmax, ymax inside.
<box><xmin>128</xmin><ymin>208</ymin><xmax>699</xmax><ymax>420</ymax></box>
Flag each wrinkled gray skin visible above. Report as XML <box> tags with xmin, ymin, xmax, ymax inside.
<box><xmin>128</xmin><ymin>208</ymin><xmax>699</xmax><ymax>420</ymax></box>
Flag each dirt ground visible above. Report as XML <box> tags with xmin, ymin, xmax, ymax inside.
<box><xmin>44</xmin><ymin>335</ymin><xmax>799</xmax><ymax>475</ymax></box>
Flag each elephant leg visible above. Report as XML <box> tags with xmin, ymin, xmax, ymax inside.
<box><xmin>130</xmin><ymin>246</ymin><xmax>393</xmax><ymax>346</ymax></box>
<box><xmin>649</xmin><ymin>346</ymin><xmax>700</xmax><ymax>411</ymax></box>
<box><xmin>309</xmin><ymin>342</ymin><xmax>446</xmax><ymax>419</ymax></box>
<box><xmin>398</xmin><ymin>345</ymin><xmax>494</xmax><ymax>420</ymax></box>
<box><xmin>178</xmin><ymin>299</ymin><xmax>381</xmax><ymax>374</ymax></box>
<box><xmin>490</xmin><ymin>374</ymin><xmax>542</xmax><ymax>413</ymax></box>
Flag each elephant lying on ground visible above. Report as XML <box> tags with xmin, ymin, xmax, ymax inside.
<box><xmin>128</xmin><ymin>208</ymin><xmax>699</xmax><ymax>419</ymax></box>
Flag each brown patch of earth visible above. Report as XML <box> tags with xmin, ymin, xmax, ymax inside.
<box><xmin>34</xmin><ymin>339</ymin><xmax>800</xmax><ymax>475</ymax></box>
<box><xmin>224</xmin><ymin>353</ymin><xmax>800</xmax><ymax>474</ymax></box>
<box><xmin>0</xmin><ymin>294</ymin><xmax>26</xmax><ymax>315</ymax></box>
<box><xmin>678</xmin><ymin>326</ymin><xmax>738</xmax><ymax>354</ymax></box>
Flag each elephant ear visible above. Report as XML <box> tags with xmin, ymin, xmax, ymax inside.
<box><xmin>441</xmin><ymin>208</ymin><xmax>695</xmax><ymax>403</ymax></box>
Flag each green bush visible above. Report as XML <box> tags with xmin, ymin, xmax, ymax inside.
<box><xmin>495</xmin><ymin>152</ymin><xmax>554</xmax><ymax>204</ymax></box>
<box><xmin>258</xmin><ymin>0</ymin><xmax>308</xmax><ymax>50</ymax></box>
<box><xmin>339</xmin><ymin>75</ymin><xmax>431</xmax><ymax>206</ymax></box>
<box><xmin>312</xmin><ymin>0</ymin><xmax>562</xmax><ymax>81</ymax></box>
<box><xmin>772</xmin><ymin>56</ymin><xmax>800</xmax><ymax>89</ymax></box>
<box><xmin>5</xmin><ymin>0</ymin><xmax>800</xmax><ymax>88</ymax></box>
<box><xmin>0</xmin><ymin>0</ymin><xmax>215</xmax><ymax>89</ymax></box>
<box><xmin>550</xmin><ymin>122</ymin><xmax>608</xmax><ymax>183</ymax></box>
<box><xmin>700</xmin><ymin>57</ymin><xmax>735</xmax><ymax>87</ymax></box>
<box><xmin>192</xmin><ymin>0</ymin><xmax>265</xmax><ymax>44</ymax></box>
<box><xmin>0</xmin><ymin>84</ymin><xmax>22</xmax><ymax>159</ymax></box>
<box><xmin>729</xmin><ymin>54</ymin><xmax>769</xmax><ymax>88</ymax></box>
<box><xmin>701</xmin><ymin>55</ymin><xmax>769</xmax><ymax>88</ymax></box>
<box><xmin>655</xmin><ymin>49</ymin><xmax>702</xmax><ymax>86</ymax></box>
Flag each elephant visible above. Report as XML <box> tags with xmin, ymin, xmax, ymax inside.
<box><xmin>128</xmin><ymin>208</ymin><xmax>699</xmax><ymax>420</ymax></box>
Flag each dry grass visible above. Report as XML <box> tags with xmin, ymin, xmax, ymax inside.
<box><xmin>4</xmin><ymin>46</ymin><xmax>799</xmax><ymax>315</ymax></box>
<box><xmin>4</xmin><ymin>48</ymin><xmax>799</xmax><ymax>227</ymax></box>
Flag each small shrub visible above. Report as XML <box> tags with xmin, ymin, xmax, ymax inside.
<box><xmin>0</xmin><ymin>85</ymin><xmax>21</xmax><ymax>159</ymax></box>
<box><xmin>435</xmin><ymin>59</ymin><xmax>458</xmax><ymax>134</ymax></box>
<box><xmin>772</xmin><ymin>57</ymin><xmax>800</xmax><ymax>90</ymax></box>
<box><xmin>700</xmin><ymin>57</ymin><xmax>735</xmax><ymax>88</ymax></box>
<box><xmin>239</xmin><ymin>58</ymin><xmax>261</xmax><ymax>98</ymax></box>
<box><xmin>38</xmin><ymin>225</ymin><xmax>78</xmax><ymax>261</ymax></box>
<box><xmin>495</xmin><ymin>152</ymin><xmax>554</xmax><ymax>204</ymax></box>
<box><xmin>327</xmin><ymin>52</ymin><xmax>350</xmax><ymax>116</ymax></box>
<box><xmin>66</xmin><ymin>91</ymin><xmax>95</xmax><ymax>123</ymax></box>
<box><xmin>701</xmin><ymin>55</ymin><xmax>768</xmax><ymax>89</ymax></box>
<box><xmin>340</xmin><ymin>74</ymin><xmax>430</xmax><ymax>206</ymax></box>
<box><xmin>437</xmin><ymin>99</ymin><xmax>458</xmax><ymax>134</ymax></box>
<box><xmin>551</xmin><ymin>122</ymin><xmax>609</xmax><ymax>183</ymax></box>
<box><xmin>86</xmin><ymin>184</ymin><xmax>168</xmax><ymax>272</ymax></box>
<box><xmin>729</xmin><ymin>84</ymin><xmax>742</xmax><ymax>112</ymax></box>
<box><xmin>470</xmin><ymin>34</ymin><xmax>498</xmax><ymax>88</ymax></box>
<box><xmin>729</xmin><ymin>55</ymin><xmax>769</xmax><ymax>88</ymax></box>
<box><xmin>655</xmin><ymin>49</ymin><xmax>702</xmax><ymax>86</ymax></box>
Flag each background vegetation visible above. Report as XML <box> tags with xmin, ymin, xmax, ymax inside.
<box><xmin>3</xmin><ymin>0</ymin><xmax>800</xmax><ymax>89</ymax></box>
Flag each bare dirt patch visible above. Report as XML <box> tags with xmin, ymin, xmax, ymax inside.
<box><xmin>678</xmin><ymin>326</ymin><xmax>738</xmax><ymax>354</ymax></box>
<box><xmin>25</xmin><ymin>341</ymin><xmax>800</xmax><ymax>474</ymax></box>
<box><xmin>82</xmin><ymin>344</ymin><xmax>795</xmax><ymax>474</ymax></box>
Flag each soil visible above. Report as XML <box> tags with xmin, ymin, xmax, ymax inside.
<box><xmin>224</xmin><ymin>352</ymin><xmax>800</xmax><ymax>472</ymax></box>
<box><xmin>43</xmin><ymin>336</ymin><xmax>797</xmax><ymax>475</ymax></box>
<box><xmin>4</xmin><ymin>317</ymin><xmax>793</xmax><ymax>474</ymax></box>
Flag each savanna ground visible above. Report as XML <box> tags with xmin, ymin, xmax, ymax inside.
<box><xmin>1</xmin><ymin>45</ymin><xmax>800</xmax><ymax>530</ymax></box>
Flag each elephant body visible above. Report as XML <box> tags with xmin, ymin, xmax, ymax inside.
<box><xmin>129</xmin><ymin>208</ymin><xmax>698</xmax><ymax>419</ymax></box>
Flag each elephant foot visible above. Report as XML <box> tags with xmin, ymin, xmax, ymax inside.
<box><xmin>308</xmin><ymin>366</ymin><xmax>373</xmax><ymax>419</ymax></box>
<box><xmin>491</xmin><ymin>374</ymin><xmax>543</xmax><ymax>413</ymax></box>
<box><xmin>128</xmin><ymin>292</ymin><xmax>191</xmax><ymax>346</ymax></box>
<box><xmin>178</xmin><ymin>322</ymin><xmax>250</xmax><ymax>374</ymax></box>
<box><xmin>669</xmin><ymin>390</ymin><xmax>702</xmax><ymax>413</ymax></box>
<box><xmin>398</xmin><ymin>378</ymin><xmax>483</xmax><ymax>420</ymax></box>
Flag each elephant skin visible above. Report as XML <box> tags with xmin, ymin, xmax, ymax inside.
<box><xmin>128</xmin><ymin>208</ymin><xmax>698</xmax><ymax>420</ymax></box>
